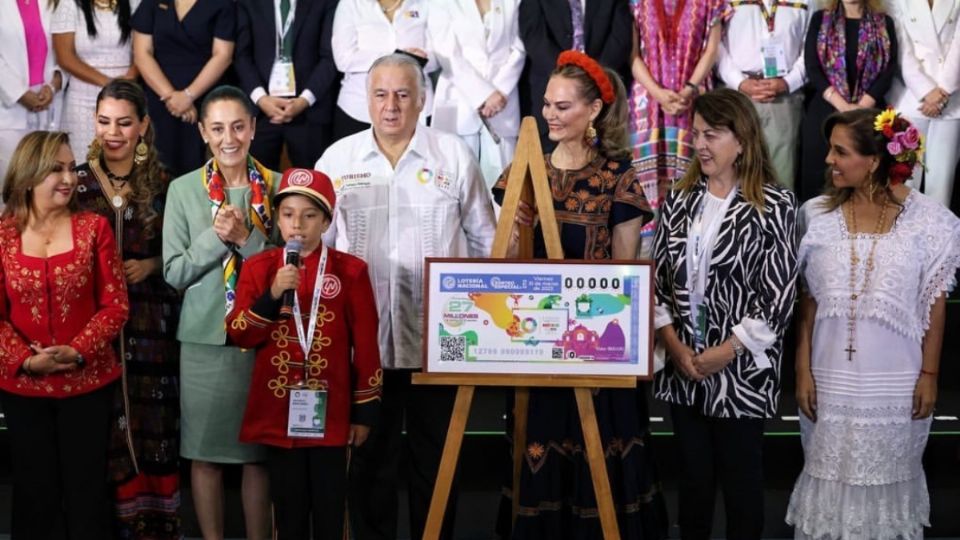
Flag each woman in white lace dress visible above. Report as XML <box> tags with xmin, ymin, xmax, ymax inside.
<box><xmin>787</xmin><ymin>108</ymin><xmax>960</xmax><ymax>539</ymax></box>
<box><xmin>52</xmin><ymin>0</ymin><xmax>138</xmax><ymax>160</ymax></box>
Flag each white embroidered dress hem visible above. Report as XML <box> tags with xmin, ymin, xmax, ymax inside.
<box><xmin>786</xmin><ymin>192</ymin><xmax>960</xmax><ymax>540</ymax></box>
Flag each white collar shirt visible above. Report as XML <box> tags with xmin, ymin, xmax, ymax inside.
<box><xmin>716</xmin><ymin>0</ymin><xmax>812</xmax><ymax>93</ymax></box>
<box><xmin>317</xmin><ymin>125</ymin><xmax>497</xmax><ymax>369</ymax></box>
<box><xmin>331</xmin><ymin>0</ymin><xmax>436</xmax><ymax>123</ymax></box>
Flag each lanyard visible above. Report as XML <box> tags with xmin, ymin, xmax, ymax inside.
<box><xmin>687</xmin><ymin>186</ymin><xmax>737</xmax><ymax>296</ymax></box>
<box><xmin>274</xmin><ymin>0</ymin><xmax>297</xmax><ymax>57</ymax></box>
<box><xmin>291</xmin><ymin>244</ymin><xmax>328</xmax><ymax>382</ymax></box>
<box><xmin>758</xmin><ymin>0</ymin><xmax>778</xmax><ymax>33</ymax></box>
<box><xmin>730</xmin><ymin>0</ymin><xmax>807</xmax><ymax>33</ymax></box>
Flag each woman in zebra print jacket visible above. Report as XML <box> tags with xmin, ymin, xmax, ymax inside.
<box><xmin>652</xmin><ymin>88</ymin><xmax>799</xmax><ymax>539</ymax></box>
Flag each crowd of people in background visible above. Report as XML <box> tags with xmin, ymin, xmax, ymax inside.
<box><xmin>0</xmin><ymin>0</ymin><xmax>959</xmax><ymax>539</ymax></box>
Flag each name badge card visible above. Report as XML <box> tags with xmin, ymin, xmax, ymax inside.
<box><xmin>689</xmin><ymin>291</ymin><xmax>709</xmax><ymax>350</ymax></box>
<box><xmin>269</xmin><ymin>58</ymin><xmax>297</xmax><ymax>97</ymax></box>
<box><xmin>287</xmin><ymin>387</ymin><xmax>327</xmax><ymax>438</ymax></box>
<box><xmin>761</xmin><ymin>39</ymin><xmax>788</xmax><ymax>78</ymax></box>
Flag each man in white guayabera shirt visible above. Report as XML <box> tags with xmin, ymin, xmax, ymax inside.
<box><xmin>315</xmin><ymin>53</ymin><xmax>496</xmax><ymax>540</ymax></box>
<box><xmin>717</xmin><ymin>0</ymin><xmax>812</xmax><ymax>191</ymax></box>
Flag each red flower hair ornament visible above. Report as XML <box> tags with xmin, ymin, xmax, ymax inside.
<box><xmin>556</xmin><ymin>50</ymin><xmax>615</xmax><ymax>105</ymax></box>
<box><xmin>873</xmin><ymin>107</ymin><xmax>924</xmax><ymax>186</ymax></box>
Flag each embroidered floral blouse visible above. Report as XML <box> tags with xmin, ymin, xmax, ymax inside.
<box><xmin>0</xmin><ymin>212</ymin><xmax>129</xmax><ymax>397</ymax></box>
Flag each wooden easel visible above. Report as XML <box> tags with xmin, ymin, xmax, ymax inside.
<box><xmin>415</xmin><ymin>117</ymin><xmax>634</xmax><ymax>540</ymax></box>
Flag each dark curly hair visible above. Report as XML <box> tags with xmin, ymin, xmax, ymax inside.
<box><xmin>95</xmin><ymin>79</ymin><xmax>167</xmax><ymax>239</ymax></box>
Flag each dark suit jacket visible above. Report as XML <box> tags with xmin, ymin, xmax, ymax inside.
<box><xmin>234</xmin><ymin>0</ymin><xmax>338</xmax><ymax>124</ymax></box>
<box><xmin>518</xmin><ymin>0</ymin><xmax>633</xmax><ymax>143</ymax></box>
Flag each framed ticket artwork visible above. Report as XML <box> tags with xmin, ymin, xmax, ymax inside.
<box><xmin>423</xmin><ymin>258</ymin><xmax>654</xmax><ymax>379</ymax></box>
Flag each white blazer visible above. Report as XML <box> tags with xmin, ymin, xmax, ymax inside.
<box><xmin>886</xmin><ymin>0</ymin><xmax>960</xmax><ymax>119</ymax></box>
<box><xmin>0</xmin><ymin>0</ymin><xmax>61</xmax><ymax>130</ymax></box>
<box><xmin>428</xmin><ymin>0</ymin><xmax>525</xmax><ymax>138</ymax></box>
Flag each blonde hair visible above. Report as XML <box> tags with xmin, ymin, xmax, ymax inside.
<box><xmin>1</xmin><ymin>131</ymin><xmax>76</xmax><ymax>231</ymax></box>
<box><xmin>549</xmin><ymin>65</ymin><xmax>630</xmax><ymax>159</ymax></box>
<box><xmin>676</xmin><ymin>88</ymin><xmax>778</xmax><ymax>210</ymax></box>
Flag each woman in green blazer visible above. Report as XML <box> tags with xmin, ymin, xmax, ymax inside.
<box><xmin>162</xmin><ymin>85</ymin><xmax>276</xmax><ymax>540</ymax></box>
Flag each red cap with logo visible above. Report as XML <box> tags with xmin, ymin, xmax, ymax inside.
<box><xmin>274</xmin><ymin>168</ymin><xmax>336</xmax><ymax>217</ymax></box>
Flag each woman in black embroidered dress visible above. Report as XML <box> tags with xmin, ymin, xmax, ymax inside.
<box><xmin>74</xmin><ymin>79</ymin><xmax>182</xmax><ymax>539</ymax></box>
<box><xmin>492</xmin><ymin>50</ymin><xmax>666</xmax><ymax>540</ymax></box>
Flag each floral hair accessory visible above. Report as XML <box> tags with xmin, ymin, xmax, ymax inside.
<box><xmin>556</xmin><ymin>50</ymin><xmax>615</xmax><ymax>104</ymax></box>
<box><xmin>873</xmin><ymin>107</ymin><xmax>924</xmax><ymax>185</ymax></box>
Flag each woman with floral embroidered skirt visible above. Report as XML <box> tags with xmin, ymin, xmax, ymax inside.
<box><xmin>492</xmin><ymin>50</ymin><xmax>666</xmax><ymax>540</ymax></box>
<box><xmin>786</xmin><ymin>108</ymin><xmax>960</xmax><ymax>539</ymax></box>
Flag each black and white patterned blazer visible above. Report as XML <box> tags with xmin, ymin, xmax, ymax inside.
<box><xmin>653</xmin><ymin>178</ymin><xmax>799</xmax><ymax>419</ymax></box>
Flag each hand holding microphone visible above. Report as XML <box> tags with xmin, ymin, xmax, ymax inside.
<box><xmin>272</xmin><ymin>238</ymin><xmax>303</xmax><ymax>318</ymax></box>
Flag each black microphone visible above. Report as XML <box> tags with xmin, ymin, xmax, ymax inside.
<box><xmin>278</xmin><ymin>238</ymin><xmax>303</xmax><ymax>320</ymax></box>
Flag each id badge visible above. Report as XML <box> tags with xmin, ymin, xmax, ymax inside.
<box><xmin>689</xmin><ymin>292</ymin><xmax>708</xmax><ymax>349</ymax></box>
<box><xmin>269</xmin><ymin>57</ymin><xmax>297</xmax><ymax>97</ymax></box>
<box><xmin>761</xmin><ymin>39</ymin><xmax>788</xmax><ymax>78</ymax></box>
<box><xmin>287</xmin><ymin>387</ymin><xmax>327</xmax><ymax>438</ymax></box>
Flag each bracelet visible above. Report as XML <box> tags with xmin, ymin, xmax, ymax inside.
<box><xmin>684</xmin><ymin>81</ymin><xmax>700</xmax><ymax>95</ymax></box>
<box><xmin>729</xmin><ymin>335</ymin><xmax>745</xmax><ymax>357</ymax></box>
<box><xmin>183</xmin><ymin>87</ymin><xmax>195</xmax><ymax>101</ymax></box>
<box><xmin>22</xmin><ymin>357</ymin><xmax>33</xmax><ymax>376</ymax></box>
<box><xmin>920</xmin><ymin>369</ymin><xmax>938</xmax><ymax>376</ymax></box>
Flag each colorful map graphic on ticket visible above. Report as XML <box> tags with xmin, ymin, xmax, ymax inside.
<box><xmin>425</xmin><ymin>260</ymin><xmax>652</xmax><ymax>377</ymax></box>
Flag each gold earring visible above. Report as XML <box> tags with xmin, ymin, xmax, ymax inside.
<box><xmin>584</xmin><ymin>121</ymin><xmax>598</xmax><ymax>147</ymax></box>
<box><xmin>134</xmin><ymin>138</ymin><xmax>148</xmax><ymax>166</ymax></box>
<box><xmin>87</xmin><ymin>139</ymin><xmax>101</xmax><ymax>163</ymax></box>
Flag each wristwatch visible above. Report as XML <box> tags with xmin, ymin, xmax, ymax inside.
<box><xmin>729</xmin><ymin>335</ymin><xmax>745</xmax><ymax>358</ymax></box>
<box><xmin>75</xmin><ymin>353</ymin><xmax>86</xmax><ymax>368</ymax></box>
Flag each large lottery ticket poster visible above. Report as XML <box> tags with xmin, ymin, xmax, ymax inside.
<box><xmin>424</xmin><ymin>259</ymin><xmax>653</xmax><ymax>378</ymax></box>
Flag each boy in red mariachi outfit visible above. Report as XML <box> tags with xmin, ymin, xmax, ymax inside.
<box><xmin>226</xmin><ymin>168</ymin><xmax>382</xmax><ymax>540</ymax></box>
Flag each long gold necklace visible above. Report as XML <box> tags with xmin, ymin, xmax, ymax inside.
<box><xmin>843</xmin><ymin>197</ymin><xmax>888</xmax><ymax>361</ymax></box>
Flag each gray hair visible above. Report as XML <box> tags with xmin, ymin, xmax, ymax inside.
<box><xmin>367</xmin><ymin>53</ymin><xmax>427</xmax><ymax>104</ymax></box>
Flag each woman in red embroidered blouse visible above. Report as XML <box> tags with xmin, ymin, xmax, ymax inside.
<box><xmin>0</xmin><ymin>130</ymin><xmax>129</xmax><ymax>539</ymax></box>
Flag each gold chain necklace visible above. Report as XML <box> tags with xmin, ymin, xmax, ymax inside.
<box><xmin>843</xmin><ymin>197</ymin><xmax>889</xmax><ymax>361</ymax></box>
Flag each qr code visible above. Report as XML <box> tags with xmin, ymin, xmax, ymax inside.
<box><xmin>552</xmin><ymin>347</ymin><xmax>563</xmax><ymax>359</ymax></box>
<box><xmin>440</xmin><ymin>336</ymin><xmax>466</xmax><ymax>362</ymax></box>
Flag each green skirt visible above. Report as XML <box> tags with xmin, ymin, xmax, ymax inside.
<box><xmin>179</xmin><ymin>342</ymin><xmax>266</xmax><ymax>463</ymax></box>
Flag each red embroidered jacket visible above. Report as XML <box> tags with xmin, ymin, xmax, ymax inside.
<box><xmin>0</xmin><ymin>213</ymin><xmax>129</xmax><ymax>397</ymax></box>
<box><xmin>227</xmin><ymin>246</ymin><xmax>382</xmax><ymax>448</ymax></box>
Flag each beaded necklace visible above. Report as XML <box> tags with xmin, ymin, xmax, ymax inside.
<box><xmin>843</xmin><ymin>197</ymin><xmax>888</xmax><ymax>361</ymax></box>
